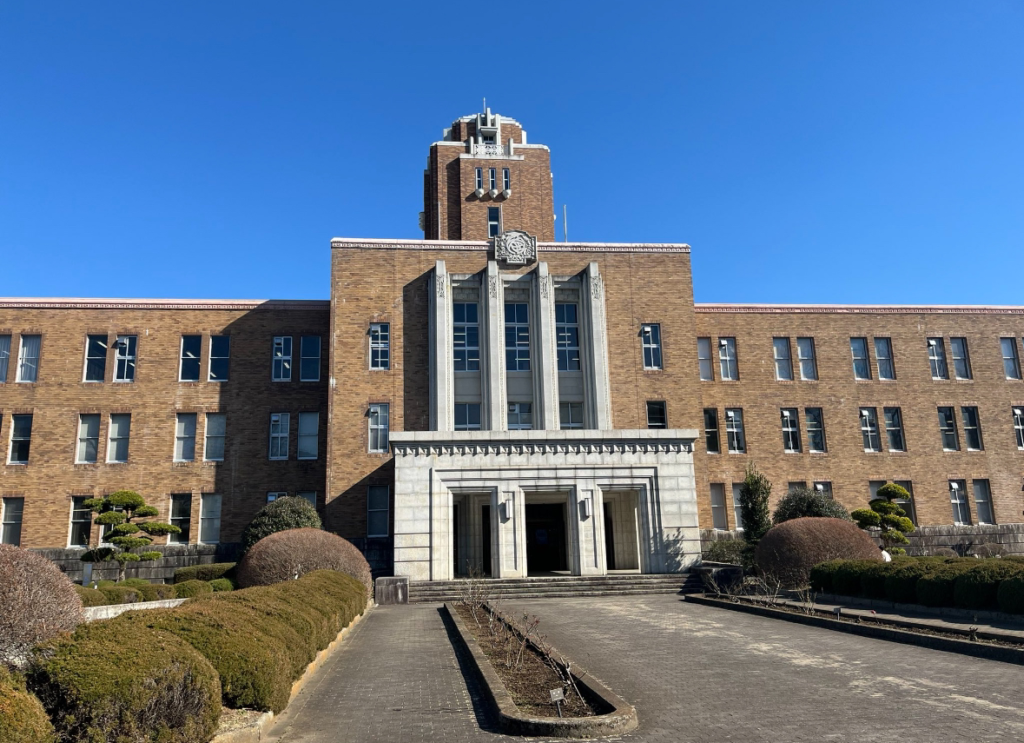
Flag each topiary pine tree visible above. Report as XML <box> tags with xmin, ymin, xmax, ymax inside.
<box><xmin>739</xmin><ymin>463</ymin><xmax>772</xmax><ymax>546</ymax></box>
<box><xmin>81</xmin><ymin>490</ymin><xmax>179</xmax><ymax>581</ymax></box>
<box><xmin>850</xmin><ymin>482</ymin><xmax>916</xmax><ymax>556</ymax></box>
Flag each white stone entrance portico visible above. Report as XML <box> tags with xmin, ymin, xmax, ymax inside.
<box><xmin>390</xmin><ymin>429</ymin><xmax>700</xmax><ymax>581</ymax></box>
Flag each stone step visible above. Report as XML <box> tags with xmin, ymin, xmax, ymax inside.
<box><xmin>406</xmin><ymin>572</ymin><xmax>702</xmax><ymax>603</ymax></box>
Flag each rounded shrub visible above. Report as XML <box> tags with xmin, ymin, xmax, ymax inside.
<box><xmin>174</xmin><ymin>580</ymin><xmax>213</xmax><ymax>599</ymax></box>
<box><xmin>173</xmin><ymin>562</ymin><xmax>237</xmax><ymax>584</ymax></box>
<box><xmin>73</xmin><ymin>585</ymin><xmax>108</xmax><ymax>607</ymax></box>
<box><xmin>27</xmin><ymin>614</ymin><xmax>221</xmax><ymax>743</ymax></box>
<box><xmin>209</xmin><ymin>578</ymin><xmax>235</xmax><ymax>592</ymax></box>
<box><xmin>0</xmin><ymin>544</ymin><xmax>84</xmax><ymax>667</ymax></box>
<box><xmin>754</xmin><ymin>518</ymin><xmax>882</xmax><ymax>588</ymax></box>
<box><xmin>916</xmin><ymin>560</ymin><xmax>974</xmax><ymax>607</ymax></box>
<box><xmin>0</xmin><ymin>668</ymin><xmax>55</xmax><ymax>743</ymax></box>
<box><xmin>1003</xmin><ymin>555</ymin><xmax>1024</xmax><ymax>565</ymax></box>
<box><xmin>241</xmin><ymin>497</ymin><xmax>322</xmax><ymax>555</ymax></box>
<box><xmin>237</xmin><ymin>528</ymin><xmax>372</xmax><ymax>598</ymax></box>
<box><xmin>98</xmin><ymin>584</ymin><xmax>140</xmax><ymax>604</ymax></box>
<box><xmin>772</xmin><ymin>487</ymin><xmax>852</xmax><ymax>525</ymax></box>
<box><xmin>953</xmin><ymin>561</ymin><xmax>1024</xmax><ymax>610</ymax></box>
<box><xmin>997</xmin><ymin>575</ymin><xmax>1024</xmax><ymax>614</ymax></box>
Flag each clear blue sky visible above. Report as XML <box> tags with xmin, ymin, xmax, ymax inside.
<box><xmin>1</xmin><ymin>2</ymin><xmax>1021</xmax><ymax>304</ymax></box>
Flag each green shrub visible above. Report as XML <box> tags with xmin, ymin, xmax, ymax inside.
<box><xmin>772</xmin><ymin>487</ymin><xmax>851</xmax><ymax>525</ymax></box>
<box><xmin>831</xmin><ymin>560</ymin><xmax>879</xmax><ymax>596</ymax></box>
<box><xmin>209</xmin><ymin>578</ymin><xmax>235</xmax><ymax>592</ymax></box>
<box><xmin>73</xmin><ymin>585</ymin><xmax>108</xmax><ymax>607</ymax></box>
<box><xmin>916</xmin><ymin>561</ymin><xmax>975</xmax><ymax>607</ymax></box>
<box><xmin>98</xmin><ymin>584</ymin><xmax>140</xmax><ymax>604</ymax></box>
<box><xmin>1003</xmin><ymin>555</ymin><xmax>1024</xmax><ymax>564</ymax></box>
<box><xmin>755</xmin><ymin>518</ymin><xmax>881</xmax><ymax>588</ymax></box>
<box><xmin>859</xmin><ymin>561</ymin><xmax>892</xmax><ymax>599</ymax></box>
<box><xmin>0</xmin><ymin>668</ymin><xmax>55</xmax><ymax>743</ymax></box>
<box><xmin>174</xmin><ymin>580</ymin><xmax>213</xmax><ymax>599</ymax></box>
<box><xmin>953</xmin><ymin>561</ymin><xmax>1024</xmax><ymax>610</ymax></box>
<box><xmin>173</xmin><ymin>562</ymin><xmax>237</xmax><ymax>584</ymax></box>
<box><xmin>241</xmin><ymin>497</ymin><xmax>322</xmax><ymax>554</ymax></box>
<box><xmin>135</xmin><ymin>583</ymin><xmax>177</xmax><ymax>602</ymax></box>
<box><xmin>27</xmin><ymin>615</ymin><xmax>221</xmax><ymax>743</ymax></box>
<box><xmin>997</xmin><ymin>575</ymin><xmax>1024</xmax><ymax>614</ymax></box>
<box><xmin>738</xmin><ymin>464</ymin><xmax>772</xmax><ymax>545</ymax></box>
<box><xmin>882</xmin><ymin>559</ymin><xmax>943</xmax><ymax>604</ymax></box>
<box><xmin>702</xmin><ymin>539</ymin><xmax>747</xmax><ymax>565</ymax></box>
<box><xmin>809</xmin><ymin>560</ymin><xmax>846</xmax><ymax>593</ymax></box>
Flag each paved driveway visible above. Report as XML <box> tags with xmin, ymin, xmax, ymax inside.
<box><xmin>266</xmin><ymin>595</ymin><xmax>1024</xmax><ymax>742</ymax></box>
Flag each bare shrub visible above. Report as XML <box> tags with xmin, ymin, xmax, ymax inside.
<box><xmin>754</xmin><ymin>517</ymin><xmax>881</xmax><ymax>589</ymax></box>
<box><xmin>0</xmin><ymin>545</ymin><xmax>83</xmax><ymax>668</ymax></box>
<box><xmin>236</xmin><ymin>528</ymin><xmax>372</xmax><ymax>598</ymax></box>
<box><xmin>973</xmin><ymin>543</ymin><xmax>1006</xmax><ymax>558</ymax></box>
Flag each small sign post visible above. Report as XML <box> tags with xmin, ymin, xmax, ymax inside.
<box><xmin>549</xmin><ymin>687</ymin><xmax>564</xmax><ymax>718</ymax></box>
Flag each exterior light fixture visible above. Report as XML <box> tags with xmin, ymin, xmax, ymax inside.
<box><xmin>950</xmin><ymin>482</ymin><xmax>959</xmax><ymax>491</ymax></box>
<box><xmin>815</xmin><ymin>483</ymin><xmax>825</xmax><ymax>492</ymax></box>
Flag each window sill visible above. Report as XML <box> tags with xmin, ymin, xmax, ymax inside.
<box><xmin>202</xmin><ymin>460</ymin><xmax>223</xmax><ymax>465</ymax></box>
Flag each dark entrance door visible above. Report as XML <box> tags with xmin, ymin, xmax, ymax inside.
<box><xmin>603</xmin><ymin>502</ymin><xmax>616</xmax><ymax>570</ymax></box>
<box><xmin>481</xmin><ymin>505</ymin><xmax>492</xmax><ymax>577</ymax></box>
<box><xmin>526</xmin><ymin>503</ymin><xmax>567</xmax><ymax>574</ymax></box>
<box><xmin>453</xmin><ymin>503</ymin><xmax>460</xmax><ymax>575</ymax></box>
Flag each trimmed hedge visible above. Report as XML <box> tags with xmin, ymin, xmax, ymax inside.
<box><xmin>241</xmin><ymin>498</ymin><xmax>322</xmax><ymax>554</ymax></box>
<box><xmin>73</xmin><ymin>585</ymin><xmax>108</xmax><ymax>607</ymax></box>
<box><xmin>917</xmin><ymin>561</ymin><xmax>978</xmax><ymax>607</ymax></box>
<box><xmin>173</xmin><ymin>562</ymin><xmax>237</xmax><ymax>584</ymax></box>
<box><xmin>237</xmin><ymin>529</ymin><xmax>372</xmax><ymax>599</ymax></box>
<box><xmin>209</xmin><ymin>578</ymin><xmax>235</xmax><ymax>592</ymax></box>
<box><xmin>998</xmin><ymin>575</ymin><xmax>1024</xmax><ymax>614</ymax></box>
<box><xmin>174</xmin><ymin>580</ymin><xmax>213</xmax><ymax>599</ymax></box>
<box><xmin>0</xmin><ymin>668</ymin><xmax>54</xmax><ymax>743</ymax></box>
<box><xmin>98</xmin><ymin>584</ymin><xmax>140</xmax><ymax>605</ymax></box>
<box><xmin>953</xmin><ymin>561</ymin><xmax>1024</xmax><ymax>609</ymax></box>
<box><xmin>755</xmin><ymin>518</ymin><xmax>881</xmax><ymax>588</ymax></box>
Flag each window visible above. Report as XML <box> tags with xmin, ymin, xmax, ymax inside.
<box><xmin>454</xmin><ymin>403</ymin><xmax>482</xmax><ymax>430</ymax></box>
<box><xmin>107</xmin><ymin>414</ymin><xmax>131</xmax><ymax>463</ymax></box>
<box><xmin>272</xmin><ymin>336</ymin><xmax>292</xmax><ymax>381</ymax></box>
<box><xmin>369</xmin><ymin>404</ymin><xmax>389</xmax><ymax>452</ymax></box>
<box><xmin>780</xmin><ymin>408</ymin><xmax>801</xmax><ymax>453</ymax></box>
<box><xmin>453</xmin><ymin>303</ymin><xmax>480</xmax><ymax>371</ymax></box>
<box><xmin>209</xmin><ymin>335</ymin><xmax>230</xmax><ymax>382</ymax></box>
<box><xmin>266</xmin><ymin>491</ymin><xmax>287</xmax><ymax>502</ymax></box>
<box><xmin>367</xmin><ymin>485</ymin><xmax>389</xmax><ymax>537</ymax></box>
<box><xmin>297</xmin><ymin>491</ymin><xmax>317</xmax><ymax>507</ymax></box>
<box><xmin>556</xmin><ymin>304</ymin><xmax>581</xmax><ymax>371</ymax></box>
<box><xmin>731</xmin><ymin>484</ymin><xmax>744</xmax><ymax>530</ymax></box>
<box><xmin>773</xmin><ymin>338</ymin><xmax>793</xmax><ymax>381</ymax></box>
<box><xmin>860</xmin><ymin>407</ymin><xmax>881</xmax><ymax>452</ymax></box>
<box><xmin>1</xmin><ymin>498</ymin><xmax>24</xmax><ymax>546</ymax></box>
<box><xmin>938</xmin><ymin>406</ymin><xmax>959</xmax><ymax>451</ymax></box>
<box><xmin>961</xmin><ymin>406</ymin><xmax>983</xmax><ymax>450</ymax></box>
<box><xmin>718</xmin><ymin>338</ymin><xmax>738</xmax><ymax>380</ymax></box>
<box><xmin>487</xmin><ymin>206</ymin><xmax>501</xmax><ymax>237</ymax></box>
<box><xmin>174</xmin><ymin>413</ymin><xmax>197</xmax><ymax>462</ymax></box>
<box><xmin>199</xmin><ymin>494</ymin><xmax>221</xmax><ymax>544</ymax></box>
<box><xmin>9</xmin><ymin>414</ymin><xmax>32</xmax><ymax>464</ymax></box>
<box><xmin>504</xmin><ymin>303</ymin><xmax>530</xmax><ymax>371</ymax></box>
<box><xmin>796</xmin><ymin>337</ymin><xmax>817</xmax><ymax>381</ymax></box>
<box><xmin>950</xmin><ymin>337</ymin><xmax>972</xmax><ymax>380</ymax></box>
<box><xmin>850</xmin><ymin>337</ymin><xmax>871</xmax><ymax>380</ymax></box>
<box><xmin>709</xmin><ymin>484</ymin><xmax>728</xmax><ymax>530</ymax></box>
<box><xmin>269</xmin><ymin>413</ymin><xmax>290</xmax><ymax>459</ymax></box>
<box><xmin>475</xmin><ymin>168</ymin><xmax>483</xmax><ymax>190</ymax></box>
<box><xmin>641</xmin><ymin>324</ymin><xmax>662</xmax><ymax>370</ymax></box>
<box><xmin>928</xmin><ymin>338</ymin><xmax>948</xmax><ymax>379</ymax></box>
<box><xmin>949</xmin><ymin>480</ymin><xmax>970</xmax><ymax>525</ymax></box>
<box><xmin>1001</xmin><ymin>338</ymin><xmax>1022</xmax><ymax>380</ymax></box>
<box><xmin>813</xmin><ymin>482</ymin><xmax>833</xmax><ymax>499</ymax></box>
<box><xmin>69</xmin><ymin>497</ymin><xmax>92</xmax><ymax>547</ymax></box>
<box><xmin>488</xmin><ymin>167</ymin><xmax>497</xmax><ymax>191</ymax></box>
<box><xmin>1014</xmin><ymin>407</ymin><xmax>1024</xmax><ymax>449</ymax></box>
<box><xmin>298</xmin><ymin>412</ymin><xmax>319</xmax><ymax>460</ymax></box>
<box><xmin>76</xmin><ymin>414</ymin><xmax>100</xmax><ymax>463</ymax></box>
<box><xmin>703</xmin><ymin>408</ymin><xmax>720</xmax><ymax>453</ymax></box>
<box><xmin>559</xmin><ymin>402</ymin><xmax>584</xmax><ymax>430</ymax></box>
<box><xmin>369</xmin><ymin>324</ymin><xmax>389</xmax><ymax>371</ymax></box>
<box><xmin>0</xmin><ymin>335</ymin><xmax>9</xmax><ymax>382</ymax></box>
<box><xmin>113</xmin><ymin>335</ymin><xmax>136</xmax><ymax>382</ymax></box>
<box><xmin>646</xmin><ymin>401</ymin><xmax>667</xmax><ymax>429</ymax></box>
<box><xmin>973</xmin><ymin>480</ymin><xmax>995</xmax><ymax>525</ymax></box>
<box><xmin>169</xmin><ymin>494</ymin><xmax>191</xmax><ymax>544</ymax></box>
<box><xmin>301</xmin><ymin>336</ymin><xmax>322</xmax><ymax>381</ymax></box>
<box><xmin>179</xmin><ymin>335</ymin><xmax>201</xmax><ymax>381</ymax></box>
<box><xmin>725</xmin><ymin>409</ymin><xmax>745</xmax><ymax>453</ymax></box>
<box><xmin>17</xmin><ymin>335</ymin><xmax>40</xmax><ymax>383</ymax></box>
<box><xmin>502</xmin><ymin>167</ymin><xmax>510</xmax><ymax>191</ymax></box>
<box><xmin>892</xmin><ymin>480</ymin><xmax>916</xmax><ymax>525</ymax></box>
<box><xmin>697</xmin><ymin>337</ymin><xmax>714</xmax><ymax>381</ymax></box>
<box><xmin>788</xmin><ymin>482</ymin><xmax>807</xmax><ymax>494</ymax></box>
<box><xmin>204</xmin><ymin>413</ymin><xmax>226</xmax><ymax>461</ymax></box>
<box><xmin>84</xmin><ymin>335</ymin><xmax>107</xmax><ymax>382</ymax></box>
<box><xmin>883</xmin><ymin>407</ymin><xmax>905</xmax><ymax>452</ymax></box>
<box><xmin>805</xmin><ymin>407</ymin><xmax>827</xmax><ymax>453</ymax></box>
<box><xmin>874</xmin><ymin>338</ymin><xmax>895</xmax><ymax>380</ymax></box>
<box><xmin>508</xmin><ymin>402</ymin><xmax>533</xmax><ymax>430</ymax></box>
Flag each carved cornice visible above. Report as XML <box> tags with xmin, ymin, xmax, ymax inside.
<box><xmin>330</xmin><ymin>237</ymin><xmax>690</xmax><ymax>254</ymax></box>
<box><xmin>0</xmin><ymin>298</ymin><xmax>329</xmax><ymax>312</ymax></box>
<box><xmin>391</xmin><ymin>433</ymin><xmax>696</xmax><ymax>458</ymax></box>
<box><xmin>695</xmin><ymin>303</ymin><xmax>1024</xmax><ymax>316</ymax></box>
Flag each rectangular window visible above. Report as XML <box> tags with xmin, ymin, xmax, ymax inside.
<box><xmin>805</xmin><ymin>407</ymin><xmax>827</xmax><ymax>453</ymax></box>
<box><xmin>487</xmin><ymin>206</ymin><xmax>501</xmax><ymax>237</ymax></box>
<box><xmin>1</xmin><ymin>498</ymin><xmax>24</xmax><ymax>546</ymax></box>
<box><xmin>272</xmin><ymin>336</ymin><xmax>292</xmax><ymax>381</ymax></box>
<box><xmin>266</xmin><ymin>491</ymin><xmax>287</xmax><ymax>503</ymax></box>
<box><xmin>973</xmin><ymin>480</ymin><xmax>995</xmax><ymax>525</ymax></box>
<box><xmin>269</xmin><ymin>412</ymin><xmax>290</xmax><ymax>460</ymax></box>
<box><xmin>556</xmin><ymin>304</ymin><xmax>581</xmax><ymax>371</ymax></box>
<box><xmin>697</xmin><ymin>337</ymin><xmax>714</xmax><ymax>381</ymax></box>
<box><xmin>703</xmin><ymin>408</ymin><xmax>720</xmax><ymax>454</ymax></box>
<box><xmin>773</xmin><ymin>338</ymin><xmax>793</xmax><ymax>381</ymax></box>
<box><xmin>296</xmin><ymin>491</ymin><xmax>317</xmax><ymax>507</ymax></box>
<box><xmin>502</xmin><ymin>167</ymin><xmax>510</xmax><ymax>191</ymax></box>
<box><xmin>17</xmin><ymin>334</ymin><xmax>41</xmax><ymax>383</ymax></box>
<box><xmin>508</xmin><ymin>402</ymin><xmax>533</xmax><ymax>430</ymax></box>
<box><xmin>874</xmin><ymin>337</ymin><xmax>895</xmax><ymax>380</ymax></box>
<box><xmin>0</xmin><ymin>335</ymin><xmax>9</xmax><ymax>382</ymax></box>
<box><xmin>892</xmin><ymin>480</ymin><xmax>916</xmax><ymax>525</ymax></box>
<box><xmin>199</xmin><ymin>494</ymin><xmax>222</xmax><ymax>544</ymax></box>
<box><xmin>300</xmin><ymin>335</ymin><xmax>322</xmax><ymax>381</ymax></box>
<box><xmin>174</xmin><ymin>413</ymin><xmax>197</xmax><ymax>462</ymax></box>
<box><xmin>718</xmin><ymin>338</ymin><xmax>738</xmax><ymax>380</ymax></box>
<box><xmin>780</xmin><ymin>408</ymin><xmax>801</xmax><ymax>453</ymax></box>
<box><xmin>883</xmin><ymin>407</ymin><xmax>905</xmax><ymax>452</ymax></box>
<box><xmin>367</xmin><ymin>485</ymin><xmax>389</xmax><ymax>537</ymax></box>
<box><xmin>113</xmin><ymin>335</ymin><xmax>136</xmax><ymax>382</ymax></box>
<box><xmin>788</xmin><ymin>482</ymin><xmax>807</xmax><ymax>494</ymax></box>
<box><xmin>297</xmin><ymin>412</ymin><xmax>319</xmax><ymax>460</ymax></box>
<box><xmin>813</xmin><ymin>481</ymin><xmax>833</xmax><ymax>499</ymax></box>
<box><xmin>732</xmin><ymin>484</ymin><xmax>744</xmax><ymax>530</ymax></box>
<box><xmin>209</xmin><ymin>335</ymin><xmax>230</xmax><ymax>382</ymax></box>
<box><xmin>107</xmin><ymin>414</ymin><xmax>131</xmax><ymax>463</ymax></box>
<box><xmin>796</xmin><ymin>337</ymin><xmax>818</xmax><ymax>381</ymax></box>
<box><xmin>1014</xmin><ymin>407</ymin><xmax>1024</xmax><ymax>449</ymax></box>
<box><xmin>949</xmin><ymin>480</ymin><xmax>970</xmax><ymax>525</ymax></box>
<box><xmin>9</xmin><ymin>414</ymin><xmax>32</xmax><ymax>464</ymax></box>
<box><xmin>725</xmin><ymin>409</ymin><xmax>745</xmax><ymax>453</ymax></box>
<box><xmin>950</xmin><ymin>337</ymin><xmax>972</xmax><ymax>380</ymax></box>
<box><xmin>179</xmin><ymin>335</ymin><xmax>201</xmax><ymax>381</ymax></box>
<box><xmin>850</xmin><ymin>337</ymin><xmax>871</xmax><ymax>380</ymax></box>
<box><xmin>488</xmin><ymin>167</ymin><xmax>497</xmax><ymax>191</ymax></box>
<box><xmin>559</xmin><ymin>402</ymin><xmax>584</xmax><ymax>430</ymax></box>
<box><xmin>369</xmin><ymin>404</ymin><xmax>389</xmax><ymax>452</ymax></box>
<box><xmin>76</xmin><ymin>414</ymin><xmax>100</xmax><ymax>464</ymax></box>
<box><xmin>1001</xmin><ymin>338</ymin><xmax>1022</xmax><ymax>380</ymax></box>
<box><xmin>641</xmin><ymin>324</ymin><xmax>663</xmax><ymax>370</ymax></box>
<box><xmin>475</xmin><ymin>168</ymin><xmax>483</xmax><ymax>190</ymax></box>
<box><xmin>169</xmin><ymin>493</ymin><xmax>191</xmax><ymax>544</ymax></box>
<box><xmin>938</xmin><ymin>406</ymin><xmax>960</xmax><ymax>451</ymax></box>
<box><xmin>84</xmin><ymin>335</ymin><xmax>107</xmax><ymax>382</ymax></box>
<box><xmin>646</xmin><ymin>401</ymin><xmax>667</xmax><ymax>429</ymax></box>
<box><xmin>961</xmin><ymin>406</ymin><xmax>983</xmax><ymax>450</ymax></box>
<box><xmin>453</xmin><ymin>303</ymin><xmax>480</xmax><ymax>371</ymax></box>
<box><xmin>928</xmin><ymin>338</ymin><xmax>948</xmax><ymax>379</ymax></box>
<box><xmin>504</xmin><ymin>303</ymin><xmax>530</xmax><ymax>371</ymax></box>
<box><xmin>69</xmin><ymin>497</ymin><xmax>92</xmax><ymax>547</ymax></box>
<box><xmin>369</xmin><ymin>324</ymin><xmax>389</xmax><ymax>371</ymax></box>
<box><xmin>454</xmin><ymin>403</ymin><xmax>482</xmax><ymax>430</ymax></box>
<box><xmin>709</xmin><ymin>484</ymin><xmax>728</xmax><ymax>530</ymax></box>
<box><xmin>204</xmin><ymin>413</ymin><xmax>226</xmax><ymax>461</ymax></box>
<box><xmin>860</xmin><ymin>407</ymin><xmax>881</xmax><ymax>452</ymax></box>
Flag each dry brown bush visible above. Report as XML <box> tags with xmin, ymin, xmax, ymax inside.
<box><xmin>0</xmin><ymin>545</ymin><xmax>83</xmax><ymax>667</ymax></box>
<box><xmin>236</xmin><ymin>528</ymin><xmax>372</xmax><ymax>598</ymax></box>
<box><xmin>755</xmin><ymin>517</ymin><xmax>881</xmax><ymax>588</ymax></box>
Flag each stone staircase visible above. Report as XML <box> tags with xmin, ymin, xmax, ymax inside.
<box><xmin>407</xmin><ymin>572</ymin><xmax>702</xmax><ymax>603</ymax></box>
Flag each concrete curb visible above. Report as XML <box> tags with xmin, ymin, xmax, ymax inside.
<box><xmin>443</xmin><ymin>602</ymin><xmax>638</xmax><ymax>739</ymax></box>
<box><xmin>83</xmin><ymin>598</ymin><xmax>186</xmax><ymax>621</ymax></box>
<box><xmin>813</xmin><ymin>591</ymin><xmax>1024</xmax><ymax>626</ymax></box>
<box><xmin>685</xmin><ymin>594</ymin><xmax>1024</xmax><ymax>666</ymax></box>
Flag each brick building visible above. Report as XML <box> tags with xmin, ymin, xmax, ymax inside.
<box><xmin>1</xmin><ymin>108</ymin><xmax>1022</xmax><ymax>578</ymax></box>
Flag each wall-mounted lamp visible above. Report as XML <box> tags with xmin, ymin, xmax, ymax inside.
<box><xmin>928</xmin><ymin>338</ymin><xmax>938</xmax><ymax>346</ymax></box>
<box><xmin>814</xmin><ymin>483</ymin><xmax>825</xmax><ymax>492</ymax></box>
<box><xmin>579</xmin><ymin>497</ymin><xmax>592</xmax><ymax>519</ymax></box>
<box><xmin>500</xmin><ymin>499</ymin><xmax>512</xmax><ymax>521</ymax></box>
<box><xmin>949</xmin><ymin>481</ymin><xmax>959</xmax><ymax>491</ymax></box>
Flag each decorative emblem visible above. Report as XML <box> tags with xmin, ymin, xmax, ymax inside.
<box><xmin>495</xmin><ymin>230</ymin><xmax>537</xmax><ymax>266</ymax></box>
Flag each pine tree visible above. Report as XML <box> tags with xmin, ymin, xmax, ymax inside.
<box><xmin>850</xmin><ymin>482</ymin><xmax>916</xmax><ymax>555</ymax></box>
<box><xmin>81</xmin><ymin>490</ymin><xmax>179</xmax><ymax>581</ymax></box>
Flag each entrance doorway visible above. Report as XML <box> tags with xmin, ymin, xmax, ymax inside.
<box><xmin>525</xmin><ymin>502</ymin><xmax>568</xmax><ymax>575</ymax></box>
<box><xmin>451</xmin><ymin>494</ymin><xmax>493</xmax><ymax>577</ymax></box>
<box><xmin>603</xmin><ymin>491</ymin><xmax>641</xmax><ymax>572</ymax></box>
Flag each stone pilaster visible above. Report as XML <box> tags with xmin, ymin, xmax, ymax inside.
<box><xmin>582</xmin><ymin>261</ymin><xmax>613</xmax><ymax>429</ymax></box>
<box><xmin>429</xmin><ymin>260</ymin><xmax>453</xmax><ymax>431</ymax></box>
<box><xmin>534</xmin><ymin>262</ymin><xmax>559</xmax><ymax>430</ymax></box>
<box><xmin>482</xmin><ymin>260</ymin><xmax>506</xmax><ymax>430</ymax></box>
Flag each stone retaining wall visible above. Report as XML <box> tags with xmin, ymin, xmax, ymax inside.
<box><xmin>35</xmin><ymin>543</ymin><xmax>240</xmax><ymax>584</ymax></box>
